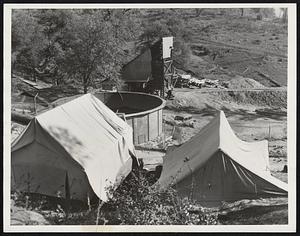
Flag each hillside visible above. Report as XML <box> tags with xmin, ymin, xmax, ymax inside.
<box><xmin>139</xmin><ymin>9</ymin><xmax>287</xmax><ymax>87</ymax></box>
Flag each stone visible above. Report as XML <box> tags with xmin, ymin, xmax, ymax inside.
<box><xmin>282</xmin><ymin>165</ymin><xmax>288</xmax><ymax>173</ymax></box>
<box><xmin>174</xmin><ymin>114</ymin><xmax>192</xmax><ymax>121</ymax></box>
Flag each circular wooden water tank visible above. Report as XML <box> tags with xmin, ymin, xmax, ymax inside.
<box><xmin>93</xmin><ymin>92</ymin><xmax>166</xmax><ymax>145</ymax></box>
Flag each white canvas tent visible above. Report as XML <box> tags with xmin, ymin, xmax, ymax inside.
<box><xmin>158</xmin><ymin>111</ymin><xmax>287</xmax><ymax>207</ymax></box>
<box><xmin>11</xmin><ymin>93</ymin><xmax>136</xmax><ymax>202</ymax></box>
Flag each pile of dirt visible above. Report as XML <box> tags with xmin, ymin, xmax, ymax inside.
<box><xmin>226</xmin><ymin>75</ymin><xmax>265</xmax><ymax>89</ymax></box>
<box><xmin>217</xmin><ymin>90</ymin><xmax>287</xmax><ymax>108</ymax></box>
<box><xmin>166</xmin><ymin>88</ymin><xmax>287</xmax><ymax>115</ymax></box>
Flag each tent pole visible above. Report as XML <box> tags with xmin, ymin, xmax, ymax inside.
<box><xmin>184</xmin><ymin>156</ymin><xmax>194</xmax><ymax>201</ymax></box>
<box><xmin>64</xmin><ymin>172</ymin><xmax>70</xmax><ymax>218</ymax></box>
<box><xmin>87</xmin><ymin>193</ymin><xmax>91</xmax><ymax>212</ymax></box>
<box><xmin>96</xmin><ymin>200</ymin><xmax>105</xmax><ymax>225</ymax></box>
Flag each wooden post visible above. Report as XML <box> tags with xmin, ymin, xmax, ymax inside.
<box><xmin>162</xmin><ymin>119</ymin><xmax>165</xmax><ymax>148</ymax></box>
<box><xmin>171</xmin><ymin>125</ymin><xmax>176</xmax><ymax>138</ymax></box>
<box><xmin>34</xmin><ymin>93</ymin><xmax>38</xmax><ymax>115</ymax></box>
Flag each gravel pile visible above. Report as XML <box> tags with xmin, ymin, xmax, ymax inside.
<box><xmin>226</xmin><ymin>75</ymin><xmax>265</xmax><ymax>89</ymax></box>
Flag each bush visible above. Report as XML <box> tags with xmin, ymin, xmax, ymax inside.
<box><xmin>99</xmin><ymin>169</ymin><xmax>219</xmax><ymax>225</ymax></box>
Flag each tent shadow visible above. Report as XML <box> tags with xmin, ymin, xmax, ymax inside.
<box><xmin>47</xmin><ymin>126</ymin><xmax>90</xmax><ymax>162</ymax></box>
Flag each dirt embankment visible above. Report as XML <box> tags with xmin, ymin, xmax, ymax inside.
<box><xmin>217</xmin><ymin>90</ymin><xmax>287</xmax><ymax>108</ymax></box>
<box><xmin>166</xmin><ymin>88</ymin><xmax>287</xmax><ymax>114</ymax></box>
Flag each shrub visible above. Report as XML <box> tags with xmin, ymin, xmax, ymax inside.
<box><xmin>100</xmin><ymin>169</ymin><xmax>219</xmax><ymax>225</ymax></box>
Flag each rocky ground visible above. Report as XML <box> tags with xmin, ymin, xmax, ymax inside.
<box><xmin>10</xmin><ymin>199</ymin><xmax>50</xmax><ymax>225</ymax></box>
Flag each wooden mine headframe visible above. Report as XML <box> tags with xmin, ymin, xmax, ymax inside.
<box><xmin>150</xmin><ymin>37</ymin><xmax>174</xmax><ymax>98</ymax></box>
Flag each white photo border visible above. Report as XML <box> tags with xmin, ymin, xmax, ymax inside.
<box><xmin>3</xmin><ymin>3</ymin><xmax>297</xmax><ymax>232</ymax></box>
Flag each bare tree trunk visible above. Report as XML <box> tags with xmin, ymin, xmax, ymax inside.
<box><xmin>240</xmin><ymin>8</ymin><xmax>244</xmax><ymax>17</ymax></box>
<box><xmin>83</xmin><ymin>85</ymin><xmax>88</xmax><ymax>94</ymax></box>
<box><xmin>195</xmin><ymin>9</ymin><xmax>204</xmax><ymax>17</ymax></box>
<box><xmin>282</xmin><ymin>8</ymin><xmax>288</xmax><ymax>23</ymax></box>
<box><xmin>83</xmin><ymin>76</ymin><xmax>88</xmax><ymax>94</ymax></box>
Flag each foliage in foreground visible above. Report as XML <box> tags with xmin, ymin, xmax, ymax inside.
<box><xmin>96</xmin><ymin>170</ymin><xmax>218</xmax><ymax>225</ymax></box>
<box><xmin>11</xmin><ymin>169</ymin><xmax>219</xmax><ymax>225</ymax></box>
<box><xmin>12</xmin><ymin>168</ymin><xmax>288</xmax><ymax>225</ymax></box>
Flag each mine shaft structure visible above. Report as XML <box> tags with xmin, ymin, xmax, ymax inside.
<box><xmin>150</xmin><ymin>37</ymin><xmax>175</xmax><ymax>98</ymax></box>
<box><xmin>121</xmin><ymin>36</ymin><xmax>174</xmax><ymax>99</ymax></box>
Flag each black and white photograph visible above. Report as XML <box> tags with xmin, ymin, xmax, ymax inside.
<box><xmin>3</xmin><ymin>3</ymin><xmax>296</xmax><ymax>232</ymax></box>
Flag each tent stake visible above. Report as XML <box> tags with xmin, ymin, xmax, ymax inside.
<box><xmin>87</xmin><ymin>194</ymin><xmax>91</xmax><ymax>212</ymax></box>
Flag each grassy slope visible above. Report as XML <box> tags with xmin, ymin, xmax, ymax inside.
<box><xmin>173</xmin><ymin>14</ymin><xmax>287</xmax><ymax>86</ymax></box>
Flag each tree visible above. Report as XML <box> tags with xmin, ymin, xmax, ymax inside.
<box><xmin>280</xmin><ymin>8</ymin><xmax>288</xmax><ymax>23</ymax></box>
<box><xmin>137</xmin><ymin>9</ymin><xmax>192</xmax><ymax>58</ymax></box>
<box><xmin>11</xmin><ymin>10</ymin><xmax>45</xmax><ymax>79</ymax></box>
<box><xmin>12</xmin><ymin>9</ymin><xmax>139</xmax><ymax>92</ymax></box>
<box><xmin>250</xmin><ymin>8</ymin><xmax>275</xmax><ymax>20</ymax></box>
<box><xmin>56</xmin><ymin>10</ymin><xmax>137</xmax><ymax>93</ymax></box>
<box><xmin>34</xmin><ymin>9</ymin><xmax>71</xmax><ymax>85</ymax></box>
<box><xmin>12</xmin><ymin>9</ymin><xmax>70</xmax><ymax>84</ymax></box>
<box><xmin>260</xmin><ymin>8</ymin><xmax>275</xmax><ymax>19</ymax></box>
<box><xmin>240</xmin><ymin>8</ymin><xmax>244</xmax><ymax>17</ymax></box>
<box><xmin>195</xmin><ymin>9</ymin><xmax>205</xmax><ymax>17</ymax></box>
<box><xmin>251</xmin><ymin>8</ymin><xmax>260</xmax><ymax>15</ymax></box>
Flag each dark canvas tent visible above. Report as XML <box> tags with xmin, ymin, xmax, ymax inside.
<box><xmin>11</xmin><ymin>94</ymin><xmax>136</xmax><ymax>202</ymax></box>
<box><xmin>158</xmin><ymin>111</ymin><xmax>287</xmax><ymax>207</ymax></box>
